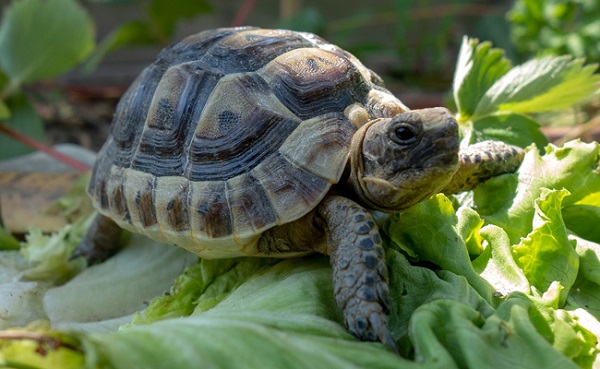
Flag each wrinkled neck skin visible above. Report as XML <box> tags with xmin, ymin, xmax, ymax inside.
<box><xmin>347</xmin><ymin>117</ymin><xmax>459</xmax><ymax>213</ymax></box>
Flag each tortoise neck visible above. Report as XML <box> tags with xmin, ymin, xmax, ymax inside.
<box><xmin>346</xmin><ymin>119</ymin><xmax>385</xmax><ymax>211</ymax></box>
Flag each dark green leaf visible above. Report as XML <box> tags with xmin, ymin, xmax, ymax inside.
<box><xmin>472</xmin><ymin>112</ymin><xmax>548</xmax><ymax>149</ymax></box>
<box><xmin>0</xmin><ymin>100</ymin><xmax>9</xmax><ymax>120</ymax></box>
<box><xmin>0</xmin><ymin>0</ymin><xmax>95</xmax><ymax>85</ymax></box>
<box><xmin>0</xmin><ymin>225</ymin><xmax>20</xmax><ymax>250</ymax></box>
<box><xmin>0</xmin><ymin>93</ymin><xmax>44</xmax><ymax>160</ymax></box>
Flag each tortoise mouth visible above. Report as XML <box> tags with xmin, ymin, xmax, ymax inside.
<box><xmin>348</xmin><ymin>109</ymin><xmax>460</xmax><ymax>212</ymax></box>
<box><xmin>361</xmin><ymin>164</ymin><xmax>459</xmax><ymax>212</ymax></box>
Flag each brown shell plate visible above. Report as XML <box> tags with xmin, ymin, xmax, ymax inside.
<box><xmin>88</xmin><ymin>27</ymin><xmax>408</xmax><ymax>257</ymax></box>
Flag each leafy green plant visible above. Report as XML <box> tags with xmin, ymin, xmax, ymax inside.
<box><xmin>454</xmin><ymin>37</ymin><xmax>600</xmax><ymax>149</ymax></box>
<box><xmin>1</xmin><ymin>37</ymin><xmax>600</xmax><ymax>367</ymax></box>
<box><xmin>0</xmin><ymin>0</ymin><xmax>95</xmax><ymax>159</ymax></box>
<box><xmin>508</xmin><ymin>0</ymin><xmax>600</xmax><ymax>63</ymax></box>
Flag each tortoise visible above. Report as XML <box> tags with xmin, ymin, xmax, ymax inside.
<box><xmin>77</xmin><ymin>27</ymin><xmax>524</xmax><ymax>351</ymax></box>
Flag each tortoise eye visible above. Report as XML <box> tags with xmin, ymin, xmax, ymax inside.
<box><xmin>392</xmin><ymin>125</ymin><xmax>418</xmax><ymax>144</ymax></box>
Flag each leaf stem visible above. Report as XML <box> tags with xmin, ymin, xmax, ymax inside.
<box><xmin>0</xmin><ymin>330</ymin><xmax>82</xmax><ymax>353</ymax></box>
<box><xmin>0</xmin><ymin>123</ymin><xmax>90</xmax><ymax>172</ymax></box>
<box><xmin>230</xmin><ymin>0</ymin><xmax>257</xmax><ymax>27</ymax></box>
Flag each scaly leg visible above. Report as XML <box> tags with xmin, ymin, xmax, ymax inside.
<box><xmin>317</xmin><ymin>195</ymin><xmax>397</xmax><ymax>351</ymax></box>
<box><xmin>72</xmin><ymin>214</ymin><xmax>123</xmax><ymax>265</ymax></box>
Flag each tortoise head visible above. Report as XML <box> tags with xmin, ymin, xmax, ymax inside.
<box><xmin>349</xmin><ymin>107</ymin><xmax>460</xmax><ymax>212</ymax></box>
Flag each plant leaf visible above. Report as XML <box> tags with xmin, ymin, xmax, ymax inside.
<box><xmin>0</xmin><ymin>100</ymin><xmax>9</xmax><ymax>120</ymax></box>
<box><xmin>563</xmin><ymin>205</ymin><xmax>600</xmax><ymax>243</ymax></box>
<box><xmin>475</xmin><ymin>140</ymin><xmax>600</xmax><ymax>245</ymax></box>
<box><xmin>511</xmin><ymin>188</ymin><xmax>579</xmax><ymax>305</ymax></box>
<box><xmin>452</xmin><ymin>37</ymin><xmax>512</xmax><ymax>123</ymax></box>
<box><xmin>472</xmin><ymin>225</ymin><xmax>530</xmax><ymax>296</ymax></box>
<box><xmin>0</xmin><ymin>93</ymin><xmax>44</xmax><ymax>159</ymax></box>
<box><xmin>474</xmin><ymin>56</ymin><xmax>600</xmax><ymax>117</ymax></box>
<box><xmin>385</xmin><ymin>194</ymin><xmax>495</xmax><ymax>302</ymax></box>
<box><xmin>472</xmin><ymin>112</ymin><xmax>548</xmax><ymax>149</ymax></box>
<box><xmin>0</xmin><ymin>225</ymin><xmax>19</xmax><ymax>251</ymax></box>
<box><xmin>0</xmin><ymin>0</ymin><xmax>94</xmax><ymax>86</ymax></box>
<box><xmin>410</xmin><ymin>298</ymin><xmax>580</xmax><ymax>369</ymax></box>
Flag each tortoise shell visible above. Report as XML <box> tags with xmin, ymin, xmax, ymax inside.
<box><xmin>88</xmin><ymin>27</ymin><xmax>409</xmax><ymax>258</ymax></box>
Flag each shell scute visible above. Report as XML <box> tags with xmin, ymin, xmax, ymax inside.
<box><xmin>186</xmin><ymin>72</ymin><xmax>300</xmax><ymax>181</ymax></box>
<box><xmin>198</xmin><ymin>28</ymin><xmax>316</xmax><ymax>74</ymax></box>
<box><xmin>251</xmin><ymin>153</ymin><xmax>330</xmax><ymax>223</ymax></box>
<box><xmin>226</xmin><ymin>172</ymin><xmax>278</xmax><ymax>239</ymax></box>
<box><xmin>131</xmin><ymin>64</ymin><xmax>222</xmax><ymax>176</ymax></box>
<box><xmin>154</xmin><ymin>176</ymin><xmax>190</xmax><ymax>234</ymax></box>
<box><xmin>189</xmin><ymin>180</ymin><xmax>232</xmax><ymax>239</ymax></box>
<box><xmin>279</xmin><ymin>113</ymin><xmax>355</xmax><ymax>183</ymax></box>
<box><xmin>261</xmin><ymin>48</ymin><xmax>371</xmax><ymax>119</ymax></box>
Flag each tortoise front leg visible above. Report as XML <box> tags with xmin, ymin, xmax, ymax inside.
<box><xmin>317</xmin><ymin>195</ymin><xmax>397</xmax><ymax>351</ymax></box>
<box><xmin>72</xmin><ymin>214</ymin><xmax>123</xmax><ymax>265</ymax></box>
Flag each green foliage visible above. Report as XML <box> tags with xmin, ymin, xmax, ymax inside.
<box><xmin>508</xmin><ymin>0</ymin><xmax>600</xmax><ymax>63</ymax></box>
<box><xmin>0</xmin><ymin>0</ymin><xmax>95</xmax><ymax>159</ymax></box>
<box><xmin>453</xmin><ymin>37</ymin><xmax>600</xmax><ymax>150</ymax></box>
<box><xmin>453</xmin><ymin>38</ymin><xmax>512</xmax><ymax>122</ymax></box>
<box><xmin>0</xmin><ymin>93</ymin><xmax>45</xmax><ymax>159</ymax></box>
<box><xmin>0</xmin><ymin>0</ymin><xmax>94</xmax><ymax>87</ymax></box>
<box><xmin>0</xmin><ymin>226</ymin><xmax>20</xmax><ymax>250</ymax></box>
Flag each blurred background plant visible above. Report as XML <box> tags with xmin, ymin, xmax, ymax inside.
<box><xmin>508</xmin><ymin>0</ymin><xmax>600</xmax><ymax>63</ymax></box>
<box><xmin>0</xmin><ymin>0</ymin><xmax>598</xmax><ymax>163</ymax></box>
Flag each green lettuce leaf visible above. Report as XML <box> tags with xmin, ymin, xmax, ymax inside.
<box><xmin>43</xmin><ymin>234</ymin><xmax>197</xmax><ymax>330</ymax></box>
<box><xmin>385</xmin><ymin>194</ymin><xmax>495</xmax><ymax>303</ymax></box>
<box><xmin>7</xmin><ymin>245</ymin><xmax>595</xmax><ymax>369</ymax></box>
<box><xmin>410</xmin><ymin>297</ymin><xmax>580</xmax><ymax>369</ymax></box>
<box><xmin>563</xmin><ymin>205</ymin><xmax>600</xmax><ymax>243</ymax></box>
<box><xmin>511</xmin><ymin>189</ymin><xmax>579</xmax><ymax>305</ymax></box>
<box><xmin>474</xmin><ymin>140</ymin><xmax>600</xmax><ymax>245</ymax></box>
<box><xmin>472</xmin><ymin>225</ymin><xmax>529</xmax><ymax>296</ymax></box>
<box><xmin>565</xmin><ymin>236</ymin><xmax>600</xmax><ymax>323</ymax></box>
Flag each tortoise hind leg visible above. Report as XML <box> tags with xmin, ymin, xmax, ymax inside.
<box><xmin>72</xmin><ymin>214</ymin><xmax>123</xmax><ymax>265</ymax></box>
<box><xmin>317</xmin><ymin>195</ymin><xmax>397</xmax><ymax>352</ymax></box>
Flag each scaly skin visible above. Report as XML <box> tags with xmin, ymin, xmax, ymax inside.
<box><xmin>72</xmin><ymin>214</ymin><xmax>123</xmax><ymax>264</ymax></box>
<box><xmin>442</xmin><ymin>140</ymin><xmax>525</xmax><ymax>194</ymax></box>
<box><xmin>317</xmin><ymin>195</ymin><xmax>397</xmax><ymax>351</ymax></box>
